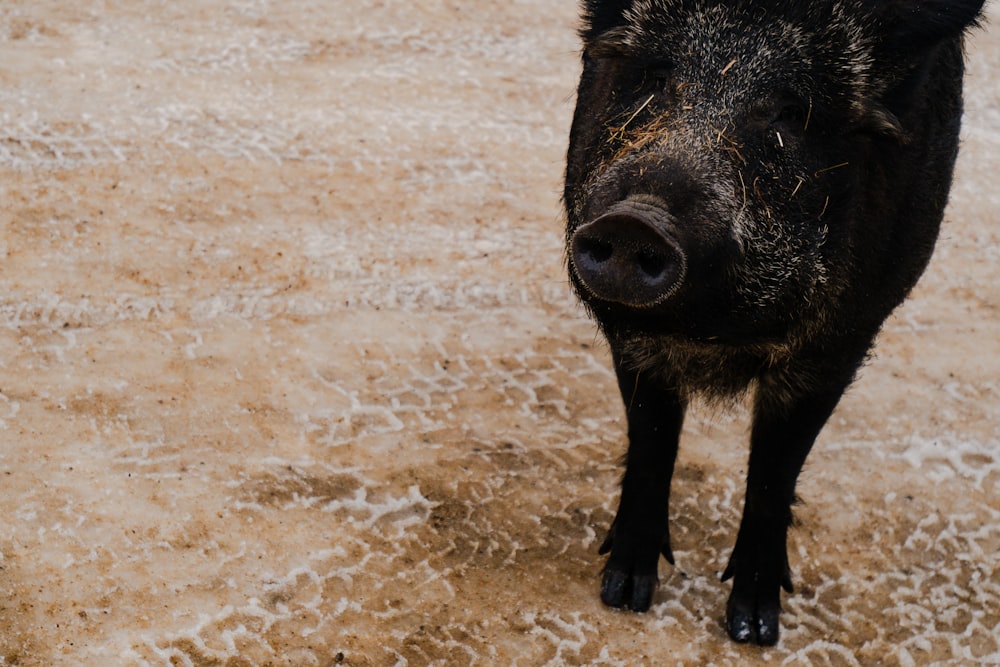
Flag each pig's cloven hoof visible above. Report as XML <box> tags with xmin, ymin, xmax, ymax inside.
<box><xmin>724</xmin><ymin>585</ymin><xmax>782</xmax><ymax>645</ymax></box>
<box><xmin>597</xmin><ymin>520</ymin><xmax>674</xmax><ymax>612</ymax></box>
<box><xmin>720</xmin><ymin>550</ymin><xmax>793</xmax><ymax>646</ymax></box>
<box><xmin>600</xmin><ymin>567</ymin><xmax>659</xmax><ymax>612</ymax></box>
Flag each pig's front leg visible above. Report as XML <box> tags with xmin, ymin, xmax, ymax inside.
<box><xmin>599</xmin><ymin>349</ymin><xmax>685</xmax><ymax>612</ymax></box>
<box><xmin>722</xmin><ymin>365</ymin><xmax>853</xmax><ymax>645</ymax></box>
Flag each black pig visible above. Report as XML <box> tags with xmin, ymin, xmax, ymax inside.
<box><xmin>563</xmin><ymin>0</ymin><xmax>985</xmax><ymax>646</ymax></box>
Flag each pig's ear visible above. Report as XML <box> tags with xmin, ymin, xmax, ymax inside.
<box><xmin>877</xmin><ymin>0</ymin><xmax>986</xmax><ymax>50</ymax></box>
<box><xmin>581</xmin><ymin>0</ymin><xmax>634</xmax><ymax>42</ymax></box>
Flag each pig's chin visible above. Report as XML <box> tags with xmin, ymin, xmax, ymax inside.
<box><xmin>582</xmin><ymin>295</ymin><xmax>797</xmax><ymax>350</ymax></box>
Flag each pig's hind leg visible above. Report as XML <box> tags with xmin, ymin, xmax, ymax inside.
<box><xmin>599</xmin><ymin>350</ymin><xmax>685</xmax><ymax>613</ymax></box>
<box><xmin>722</xmin><ymin>362</ymin><xmax>858</xmax><ymax>645</ymax></box>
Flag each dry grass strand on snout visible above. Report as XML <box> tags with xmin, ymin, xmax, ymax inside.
<box><xmin>608</xmin><ymin>94</ymin><xmax>655</xmax><ymax>143</ymax></box>
<box><xmin>608</xmin><ymin>111</ymin><xmax>672</xmax><ymax>162</ymax></box>
<box><xmin>752</xmin><ymin>175</ymin><xmax>772</xmax><ymax>219</ymax></box>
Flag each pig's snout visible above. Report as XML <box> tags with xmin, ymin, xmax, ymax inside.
<box><xmin>570</xmin><ymin>200</ymin><xmax>686</xmax><ymax>308</ymax></box>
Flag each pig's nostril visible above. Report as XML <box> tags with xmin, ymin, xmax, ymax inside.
<box><xmin>636</xmin><ymin>249</ymin><xmax>668</xmax><ymax>279</ymax></box>
<box><xmin>579</xmin><ymin>238</ymin><xmax>614</xmax><ymax>264</ymax></box>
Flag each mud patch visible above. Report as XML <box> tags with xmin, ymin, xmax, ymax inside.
<box><xmin>237</xmin><ymin>468</ymin><xmax>364</xmax><ymax>510</ymax></box>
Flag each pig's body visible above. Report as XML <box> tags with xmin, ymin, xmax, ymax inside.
<box><xmin>563</xmin><ymin>0</ymin><xmax>985</xmax><ymax>646</ymax></box>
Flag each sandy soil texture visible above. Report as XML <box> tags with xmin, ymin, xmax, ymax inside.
<box><xmin>0</xmin><ymin>1</ymin><xmax>997</xmax><ymax>665</ymax></box>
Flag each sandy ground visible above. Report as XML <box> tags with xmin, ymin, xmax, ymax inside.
<box><xmin>0</xmin><ymin>1</ymin><xmax>997</xmax><ymax>665</ymax></box>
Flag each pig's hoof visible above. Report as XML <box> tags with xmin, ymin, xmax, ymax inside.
<box><xmin>600</xmin><ymin>567</ymin><xmax>658</xmax><ymax>612</ymax></box>
<box><xmin>725</xmin><ymin>587</ymin><xmax>781</xmax><ymax>645</ymax></box>
<box><xmin>597</xmin><ymin>520</ymin><xmax>673</xmax><ymax>611</ymax></box>
<box><xmin>721</xmin><ymin>554</ymin><xmax>792</xmax><ymax>645</ymax></box>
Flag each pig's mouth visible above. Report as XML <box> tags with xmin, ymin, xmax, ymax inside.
<box><xmin>569</xmin><ymin>197</ymin><xmax>687</xmax><ymax>310</ymax></box>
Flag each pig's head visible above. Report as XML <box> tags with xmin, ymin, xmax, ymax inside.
<box><xmin>565</xmin><ymin>0</ymin><xmax>984</xmax><ymax>347</ymax></box>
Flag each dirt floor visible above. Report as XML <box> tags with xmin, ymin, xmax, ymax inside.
<box><xmin>0</xmin><ymin>1</ymin><xmax>997</xmax><ymax>665</ymax></box>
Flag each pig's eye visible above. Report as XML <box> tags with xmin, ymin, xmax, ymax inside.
<box><xmin>771</xmin><ymin>100</ymin><xmax>810</xmax><ymax>134</ymax></box>
<box><xmin>638</xmin><ymin>65</ymin><xmax>674</xmax><ymax>94</ymax></box>
<box><xmin>774</xmin><ymin>104</ymin><xmax>805</xmax><ymax>126</ymax></box>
